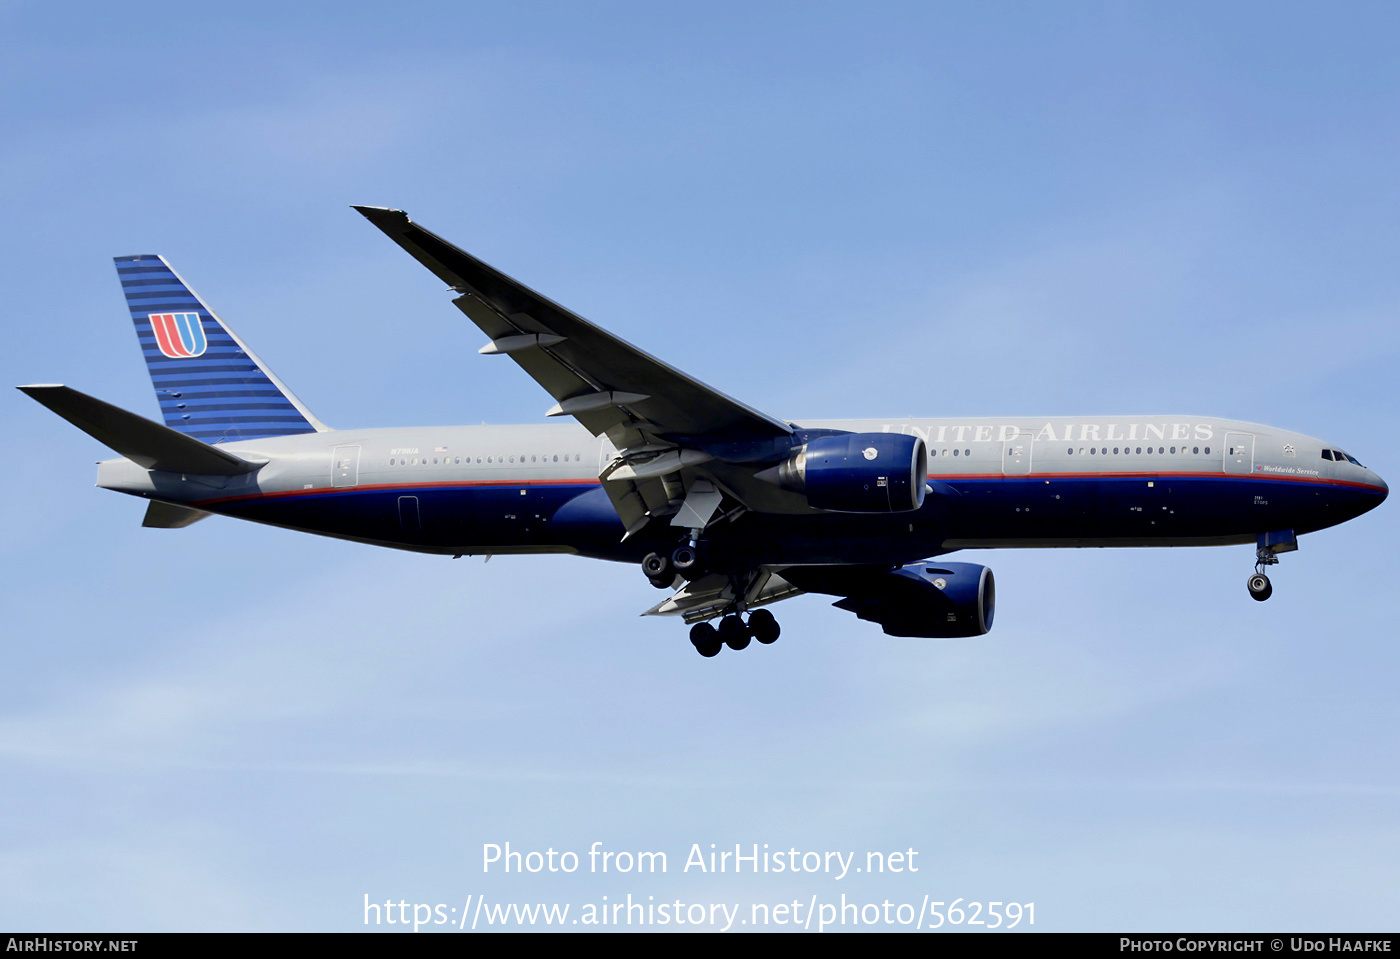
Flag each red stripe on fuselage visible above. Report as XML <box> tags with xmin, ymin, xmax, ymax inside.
<box><xmin>191</xmin><ymin>468</ymin><xmax>1384</xmax><ymax>509</ymax></box>
<box><xmin>935</xmin><ymin>469</ymin><xmax>1387</xmax><ymax>493</ymax></box>
<box><xmin>194</xmin><ymin>476</ymin><xmax>601</xmax><ymax>507</ymax></box>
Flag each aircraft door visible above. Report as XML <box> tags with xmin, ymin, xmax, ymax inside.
<box><xmin>332</xmin><ymin>445</ymin><xmax>361</xmax><ymax>487</ymax></box>
<box><xmin>398</xmin><ymin>496</ymin><xmax>421</xmax><ymax>530</ymax></box>
<box><xmin>1002</xmin><ymin>432</ymin><xmax>1032</xmax><ymax>475</ymax></box>
<box><xmin>1224</xmin><ymin>433</ymin><xmax>1254</xmax><ymax>475</ymax></box>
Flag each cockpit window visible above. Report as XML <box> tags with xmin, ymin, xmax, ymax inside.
<box><xmin>1344</xmin><ymin>453</ymin><xmax>1364</xmax><ymax>467</ymax></box>
<box><xmin>1321</xmin><ymin>450</ymin><xmax>1334</xmax><ymax>461</ymax></box>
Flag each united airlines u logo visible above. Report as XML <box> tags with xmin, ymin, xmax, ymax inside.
<box><xmin>149</xmin><ymin>312</ymin><xmax>208</xmax><ymax>358</ymax></box>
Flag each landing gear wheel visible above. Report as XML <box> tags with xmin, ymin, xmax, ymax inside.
<box><xmin>718</xmin><ymin>615</ymin><xmax>751</xmax><ymax>650</ymax></box>
<box><xmin>689</xmin><ymin>622</ymin><xmax>721</xmax><ymax>657</ymax></box>
<box><xmin>671</xmin><ymin>545</ymin><xmax>700</xmax><ymax>573</ymax></box>
<box><xmin>748</xmin><ymin>608</ymin><xmax>780</xmax><ymax>645</ymax></box>
<box><xmin>1247</xmin><ymin>572</ymin><xmax>1273</xmax><ymax>602</ymax></box>
<box><xmin>642</xmin><ymin>552</ymin><xmax>671</xmax><ymax>581</ymax></box>
<box><xmin>648</xmin><ymin>575</ymin><xmax>673</xmax><ymax>590</ymax></box>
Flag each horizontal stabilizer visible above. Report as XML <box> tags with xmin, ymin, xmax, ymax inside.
<box><xmin>17</xmin><ymin>385</ymin><xmax>263</xmax><ymax>476</ymax></box>
<box><xmin>143</xmin><ymin>501</ymin><xmax>212</xmax><ymax>528</ymax></box>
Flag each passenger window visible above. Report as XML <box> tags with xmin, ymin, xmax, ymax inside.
<box><xmin>1067</xmin><ymin>448</ymin><xmax>1073</xmax><ymax>456</ymax></box>
<box><xmin>1135</xmin><ymin>447</ymin><xmax>1142</xmax><ymax>454</ymax></box>
<box><xmin>953</xmin><ymin>449</ymin><xmax>959</xmax><ymax>456</ymax></box>
<box><xmin>1192</xmin><ymin>447</ymin><xmax>1198</xmax><ymax>454</ymax></box>
<box><xmin>1170</xmin><ymin>447</ymin><xmax>1175</xmax><ymax>454</ymax></box>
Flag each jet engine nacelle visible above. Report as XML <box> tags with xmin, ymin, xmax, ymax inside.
<box><xmin>833</xmin><ymin>561</ymin><xmax>995</xmax><ymax>637</ymax></box>
<box><xmin>763</xmin><ymin>432</ymin><xmax>928</xmax><ymax>512</ymax></box>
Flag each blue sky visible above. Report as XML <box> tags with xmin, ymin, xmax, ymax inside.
<box><xmin>3</xmin><ymin>0</ymin><xmax>1398</xmax><ymax>931</ymax></box>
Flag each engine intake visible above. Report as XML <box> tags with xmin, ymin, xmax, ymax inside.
<box><xmin>786</xmin><ymin>561</ymin><xmax>995</xmax><ymax>638</ymax></box>
<box><xmin>762</xmin><ymin>432</ymin><xmax>928</xmax><ymax>512</ymax></box>
<box><xmin>833</xmin><ymin>562</ymin><xmax>994</xmax><ymax>637</ymax></box>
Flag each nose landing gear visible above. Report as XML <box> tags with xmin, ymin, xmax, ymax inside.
<box><xmin>1247</xmin><ymin>530</ymin><xmax>1295</xmax><ymax>602</ymax></box>
<box><xmin>1247</xmin><ymin>570</ymin><xmax>1273</xmax><ymax>602</ymax></box>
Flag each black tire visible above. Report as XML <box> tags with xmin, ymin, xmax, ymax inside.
<box><xmin>672</xmin><ymin>545</ymin><xmax>699</xmax><ymax>571</ymax></box>
<box><xmin>690</xmin><ymin>623</ymin><xmax>722</xmax><ymax>658</ymax></box>
<box><xmin>749</xmin><ymin>608</ymin><xmax>780</xmax><ymax>644</ymax></box>
<box><xmin>649</xmin><ymin>575</ymin><xmax>673</xmax><ymax>590</ymax></box>
<box><xmin>1248</xmin><ymin>573</ymin><xmax>1273</xmax><ymax>602</ymax></box>
<box><xmin>719</xmin><ymin>615</ymin><xmax>751</xmax><ymax>650</ymax></box>
<box><xmin>642</xmin><ymin>552</ymin><xmax>670</xmax><ymax>579</ymax></box>
<box><xmin>689</xmin><ymin>622</ymin><xmax>717</xmax><ymax>646</ymax></box>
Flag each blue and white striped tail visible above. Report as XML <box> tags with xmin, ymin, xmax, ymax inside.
<box><xmin>114</xmin><ymin>255</ymin><xmax>327</xmax><ymax>442</ymax></box>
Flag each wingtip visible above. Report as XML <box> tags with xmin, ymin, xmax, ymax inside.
<box><xmin>352</xmin><ymin>204</ymin><xmax>408</xmax><ymax>219</ymax></box>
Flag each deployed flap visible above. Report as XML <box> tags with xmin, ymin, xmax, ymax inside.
<box><xmin>18</xmin><ymin>385</ymin><xmax>263</xmax><ymax>476</ymax></box>
<box><xmin>142</xmin><ymin>501</ymin><xmax>211</xmax><ymax>528</ymax></box>
<box><xmin>643</xmin><ymin>569</ymin><xmax>802</xmax><ymax>623</ymax></box>
<box><xmin>353</xmin><ymin>206</ymin><xmax>792</xmax><ymax>443</ymax></box>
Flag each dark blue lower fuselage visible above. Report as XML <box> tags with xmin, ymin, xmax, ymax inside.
<box><xmin>204</xmin><ymin>471</ymin><xmax>1387</xmax><ymax>566</ymax></box>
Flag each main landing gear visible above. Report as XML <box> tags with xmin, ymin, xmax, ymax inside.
<box><xmin>641</xmin><ymin>540</ymin><xmax>781</xmax><ymax>657</ymax></box>
<box><xmin>689</xmin><ymin>608</ymin><xmax>781</xmax><ymax>658</ymax></box>
<box><xmin>642</xmin><ymin>546</ymin><xmax>703</xmax><ymax>588</ymax></box>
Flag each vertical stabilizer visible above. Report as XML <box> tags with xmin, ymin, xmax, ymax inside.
<box><xmin>113</xmin><ymin>255</ymin><xmax>329</xmax><ymax>442</ymax></box>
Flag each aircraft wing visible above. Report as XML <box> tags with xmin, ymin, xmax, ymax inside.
<box><xmin>355</xmin><ymin>206</ymin><xmax>802</xmax><ymax>535</ymax></box>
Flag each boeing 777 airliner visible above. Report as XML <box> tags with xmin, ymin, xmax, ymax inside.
<box><xmin>20</xmin><ymin>208</ymin><xmax>1388</xmax><ymax>657</ymax></box>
